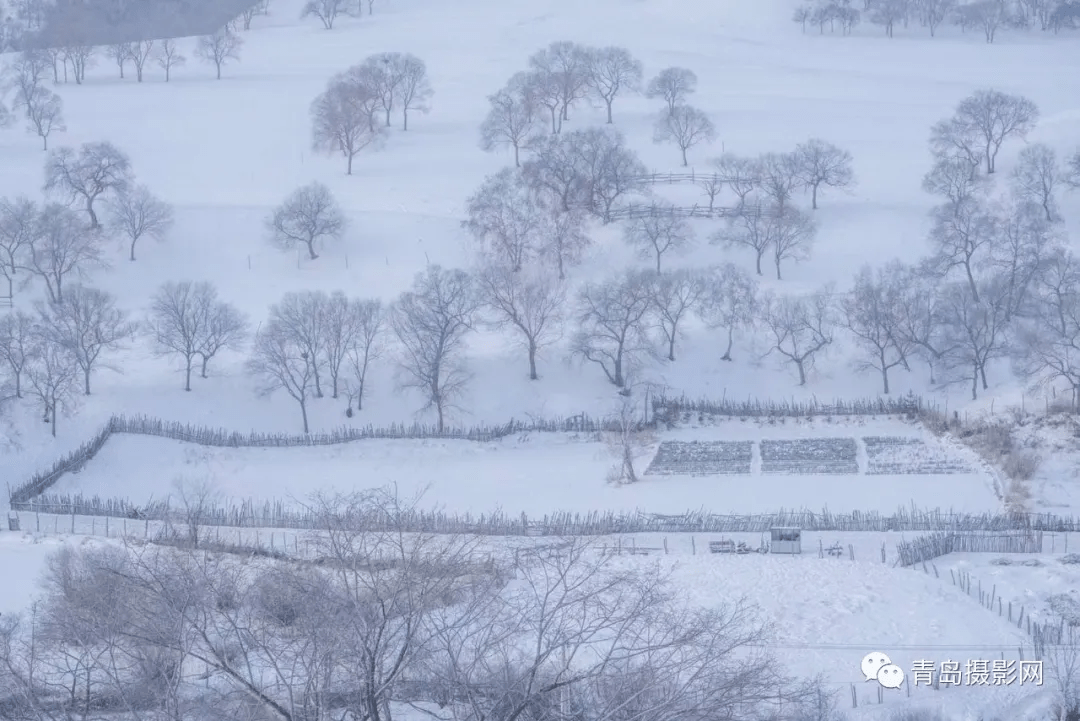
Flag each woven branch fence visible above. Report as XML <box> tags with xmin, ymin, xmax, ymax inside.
<box><xmin>895</xmin><ymin>530</ymin><xmax>1045</xmax><ymax>567</ymax></box>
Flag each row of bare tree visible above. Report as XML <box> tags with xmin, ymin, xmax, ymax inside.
<box><xmin>796</xmin><ymin>0</ymin><xmax>1080</xmax><ymax>40</ymax></box>
<box><xmin>310</xmin><ymin>52</ymin><xmax>433</xmax><ymax>174</ymax></box>
<box><xmin>0</xmin><ymin>493</ymin><xmax>837</xmax><ymax>721</ymax></box>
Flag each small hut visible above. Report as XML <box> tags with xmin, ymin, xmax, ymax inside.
<box><xmin>770</xmin><ymin>527</ymin><xmax>801</xmax><ymax>554</ymax></box>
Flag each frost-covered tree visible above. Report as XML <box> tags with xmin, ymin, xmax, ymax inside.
<box><xmin>648</xmin><ymin>268</ymin><xmax>707</xmax><ymax>361</ymax></box>
<box><xmin>479</xmin><ymin>73</ymin><xmax>539</xmax><ymax>167</ymax></box>
<box><xmin>155</xmin><ymin>38</ymin><xmax>185</xmax><ymax>82</ymax></box>
<box><xmin>840</xmin><ymin>265</ymin><xmax>911</xmax><ymax>394</ymax></box>
<box><xmin>756</xmin><ymin>152</ymin><xmax>802</xmax><ymax>213</ymax></box>
<box><xmin>652</xmin><ymin>105</ymin><xmax>715</xmax><ymax>167</ymax></box>
<box><xmin>24</xmin><ymin>327</ymin><xmax>78</xmax><ymax>437</ymax></box>
<box><xmin>107</xmin><ymin>43</ymin><xmax>131</xmax><ymax>79</ymax></box>
<box><xmin>107</xmin><ymin>185</ymin><xmax>174</xmax><ymax>261</ymax></box>
<box><xmin>0</xmin><ymin>196</ymin><xmax>38</xmax><ymax>300</ymax></box>
<box><xmin>990</xmin><ymin>200</ymin><xmax>1062</xmax><ymax>320</ymax></box>
<box><xmin>344</xmin><ymin>298</ymin><xmax>383</xmax><ymax>413</ymax></box>
<box><xmin>43</xmin><ymin>142</ymin><xmax>133</xmax><ymax>229</ymax></box>
<box><xmin>394</xmin><ymin>53</ymin><xmax>432</xmax><ymax>130</ymax></box>
<box><xmin>917</xmin><ymin>0</ymin><xmax>956</xmax><ymax>35</ymax></box>
<box><xmin>127</xmin><ymin>40</ymin><xmax>155</xmax><ymax>81</ymax></box>
<box><xmin>927</xmin><ymin>197</ymin><xmax>998</xmax><ymax>300</ymax></box>
<box><xmin>23</xmin><ymin>86</ymin><xmax>63</xmax><ymax>150</ymax></box>
<box><xmin>528</xmin><ymin>41</ymin><xmax>591</xmax><ymax>125</ymax></box>
<box><xmin>311</xmin><ymin>68</ymin><xmax>384</xmax><ymax>174</ymax></box>
<box><xmin>196</xmin><ymin>27</ymin><xmax>243</xmax><ymax>79</ymax></box>
<box><xmin>645</xmin><ymin>67</ymin><xmax>697</xmax><ymax>115</ymax></box>
<box><xmin>478</xmin><ymin>262</ymin><xmax>566</xmax><ymax>379</ymax></box>
<box><xmin>0</xmin><ymin>310</ymin><xmax>34</xmax><ymax>397</ymax></box>
<box><xmin>247</xmin><ymin>318</ymin><xmax>316</xmax><ymax>433</ymax></box>
<box><xmin>572</xmin><ymin>270</ymin><xmax>654</xmax><ymax>388</ymax></box>
<box><xmin>621</xmin><ymin>206</ymin><xmax>694</xmax><ymax>273</ymax></box>
<box><xmin>1013</xmin><ymin>250</ymin><xmax>1080</xmax><ymax>408</ymax></box>
<box><xmin>698</xmin><ymin>262</ymin><xmax>758</xmax><ymax>362</ymax></box>
<box><xmin>714</xmin><ymin>153</ymin><xmax>761</xmax><ymax>208</ymax></box>
<box><xmin>955</xmin><ymin>0</ymin><xmax>1007</xmax><ymax>42</ymax></box>
<box><xmin>888</xmin><ymin>260</ymin><xmax>954</xmax><ymax>383</ymax></box>
<box><xmin>301</xmin><ymin>0</ymin><xmax>346</xmax><ymax>28</ymax></box>
<box><xmin>939</xmin><ymin>276</ymin><xmax>1011</xmax><ymax>399</ymax></box>
<box><xmin>869</xmin><ymin>0</ymin><xmax>908</xmax><ymax>36</ymax></box>
<box><xmin>584</xmin><ymin>46</ymin><xmax>642</xmax><ymax>124</ymax></box>
<box><xmin>464</xmin><ymin>168</ymin><xmax>544</xmax><ymax>271</ymax></box>
<box><xmin>524</xmin><ymin>69</ymin><xmax>565</xmax><ymax>134</ymax></box>
<box><xmin>148</xmin><ymin>281</ymin><xmax>247</xmax><ymax>390</ymax></box>
<box><xmin>319</xmin><ymin>291</ymin><xmax>374</xmax><ymax>399</ymax></box>
<box><xmin>1068</xmin><ymin>150</ymin><xmax>1080</xmax><ymax>190</ymax></box>
<box><xmin>38</xmin><ymin>284</ymin><xmax>135</xmax><ymax>395</ymax></box>
<box><xmin>1009</xmin><ymin>143</ymin><xmax>1060</xmax><ymax>222</ymax></box>
<box><xmin>793</xmin><ymin>138</ymin><xmax>854</xmax><ymax>209</ymax></box>
<box><xmin>771</xmin><ymin>206</ymin><xmax>817</xmax><ymax>280</ymax></box>
<box><xmin>391</xmin><ymin>266</ymin><xmax>481</xmax><ymax>431</ymax></box>
<box><xmin>760</xmin><ymin>286</ymin><xmax>835</xmax><ymax>385</ymax></box>
<box><xmin>27</xmin><ymin>204</ymin><xmax>104</xmax><ymax>302</ymax></box>
<box><xmin>267</xmin><ymin>182</ymin><xmax>345</xmax><ymax>260</ymax></box>
<box><xmin>267</xmin><ymin>291</ymin><xmax>330</xmax><ymax>397</ymax></box>
<box><xmin>942</xmin><ymin>90</ymin><xmax>1040</xmax><ymax>175</ymax></box>
<box><xmin>922</xmin><ymin>155</ymin><xmax>989</xmax><ymax>205</ymax></box>
<box><xmin>537</xmin><ymin>207</ymin><xmax>590</xmax><ymax>280</ymax></box>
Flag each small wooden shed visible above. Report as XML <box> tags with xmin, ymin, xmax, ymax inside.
<box><xmin>770</xmin><ymin>527</ymin><xmax>801</xmax><ymax>554</ymax></box>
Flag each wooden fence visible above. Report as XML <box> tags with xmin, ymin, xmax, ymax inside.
<box><xmin>895</xmin><ymin>530</ymin><xmax>1045</xmax><ymax>567</ymax></box>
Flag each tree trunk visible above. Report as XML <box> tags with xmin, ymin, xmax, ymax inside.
<box><xmin>436</xmin><ymin>398</ymin><xmax>445</xmax><ymax>433</ymax></box>
<box><xmin>300</xmin><ymin>398</ymin><xmax>309</xmax><ymax>434</ymax></box>
<box><xmin>385</xmin><ymin>108</ymin><xmax>391</xmax><ymax>127</ymax></box>
<box><xmin>403</xmin><ymin>107</ymin><xmax>409</xmax><ymax>131</ymax></box>
<box><xmin>347</xmin><ymin>152</ymin><xmax>353</xmax><ymax>175</ymax></box>
<box><xmin>980</xmin><ymin>361</ymin><xmax>988</xmax><ymax>389</ymax></box>
<box><xmin>184</xmin><ymin>358</ymin><xmax>192</xmax><ymax>391</ymax></box>
<box><xmin>216</xmin><ymin>64</ymin><xmax>222</xmax><ymax>80</ymax></box>
<box><xmin>605</xmin><ymin>99</ymin><xmax>613</xmax><ymax>124</ymax></box>
<box><xmin>51</xmin><ymin>401</ymin><xmax>57</xmax><ymax>437</ymax></box>
<box><xmin>513</xmin><ymin>143</ymin><xmax>520</xmax><ymax>167</ymax></box>
<box><xmin>42</xmin><ymin>134</ymin><xmax>47</xmax><ymax>150</ymax></box>
<box><xmin>667</xmin><ymin>333</ymin><xmax>676</xmax><ymax>362</ymax></box>
<box><xmin>166</xmin><ymin>66</ymin><xmax>170</xmax><ymax>82</ymax></box>
<box><xmin>528</xmin><ymin>340</ymin><xmax>538</xmax><ymax>380</ymax></box>
<box><xmin>549</xmin><ymin>107</ymin><xmax>558</xmax><ymax>134</ymax></box>
<box><xmin>86</xmin><ymin>198</ymin><xmax>99</xmax><ymax>228</ymax></box>
<box><xmin>755</xmin><ymin>251</ymin><xmax>763</xmax><ymax>276</ymax></box>
<box><xmin>964</xmin><ymin>264</ymin><xmax>980</xmax><ymax>302</ymax></box>
<box><xmin>200</xmin><ymin>354</ymin><xmax>210</xmax><ymax>378</ymax></box>
<box><xmin>83</xmin><ymin>366</ymin><xmax>91</xmax><ymax>395</ymax></box>
<box><xmin>655</xmin><ymin>252</ymin><xmax>662</xmax><ymax>274</ymax></box>
<box><xmin>305</xmin><ymin>239</ymin><xmax>319</xmax><ymax>260</ymax></box>
<box><xmin>796</xmin><ymin>358</ymin><xmax>807</xmax><ymax>385</ymax></box>
<box><xmin>811</xmin><ymin>183</ymin><xmax>819</xmax><ymax>209</ymax></box>
<box><xmin>881</xmin><ymin>363</ymin><xmax>890</xmax><ymax>394</ymax></box>
<box><xmin>722</xmin><ymin>325</ymin><xmax>734</xmax><ymax>361</ymax></box>
<box><xmin>681</xmin><ymin>146</ymin><xmax>688</xmax><ymax>167</ymax></box>
<box><xmin>130</xmin><ymin>238</ymin><xmax>138</xmax><ymax>261</ymax></box>
<box><xmin>971</xmin><ymin>364</ymin><xmax>978</xmax><ymax>400</ymax></box>
<box><xmin>613</xmin><ymin>353</ymin><xmax>624</xmax><ymax>387</ymax></box>
<box><xmin>775</xmin><ymin>258</ymin><xmax>783</xmax><ymax>280</ymax></box>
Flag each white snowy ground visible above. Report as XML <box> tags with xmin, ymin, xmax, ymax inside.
<box><xmin>2</xmin><ymin>0</ymin><xmax>1080</xmax><ymax>493</ymax></box>
<box><xmin>44</xmin><ymin>417</ymin><xmax>1003</xmax><ymax>514</ymax></box>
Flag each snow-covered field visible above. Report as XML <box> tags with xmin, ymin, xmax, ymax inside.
<box><xmin>46</xmin><ymin>417</ymin><xmax>1003</xmax><ymax>514</ymax></box>
<box><xmin>1</xmin><ymin>0</ymin><xmax>1079</xmax><ymax>716</ymax></box>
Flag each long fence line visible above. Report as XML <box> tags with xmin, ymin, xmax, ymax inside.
<box><xmin>895</xmin><ymin>530</ymin><xmax>1046</xmax><ymax>567</ymax></box>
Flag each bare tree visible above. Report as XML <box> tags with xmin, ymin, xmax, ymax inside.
<box><xmin>537</xmin><ymin>206</ymin><xmax>590</xmax><ymax>280</ymax></box>
<box><xmin>840</xmin><ymin>265</ymin><xmax>911</xmax><ymax>394</ymax></box>
<box><xmin>43</xmin><ymin>141</ymin><xmax>133</xmax><ymax>228</ymax></box>
<box><xmin>991</xmin><ymin>199</ymin><xmax>1062</xmax><ymax>320</ymax></box>
<box><xmin>889</xmin><ymin>260</ymin><xmax>955</xmax><ymax>383</ymax></box>
<box><xmin>196</xmin><ymin>27</ymin><xmax>243</xmax><ymax>79</ymax></box>
<box><xmin>479</xmin><ymin>73</ymin><xmax>539</xmax><ymax>167</ymax></box>
<box><xmin>360</xmin><ymin>53</ymin><xmax>405</xmax><ymax>127</ymax></box>
<box><xmin>267</xmin><ymin>182</ymin><xmax>345</xmax><ymax>260</ymax></box>
<box><xmin>38</xmin><ymin>284</ymin><xmax>136</xmax><ymax>394</ymax></box>
<box><xmin>62</xmin><ymin>45</ymin><xmax>96</xmax><ymax>84</ymax></box>
<box><xmin>1010</xmin><ymin>143</ymin><xmax>1060</xmax><ymax>221</ymax></box>
<box><xmin>1014</xmin><ymin>250</ymin><xmax>1080</xmax><ymax>409</ymax></box>
<box><xmin>572</xmin><ymin>270</ymin><xmax>655</xmax><ymax>387</ymax></box>
<box><xmin>604</xmin><ymin>390</ymin><xmax>654</xmax><ymax>483</ymax></box>
<box><xmin>930</xmin><ymin>116</ymin><xmax>984</xmax><ymax>180</ymax></box>
<box><xmin>621</xmin><ymin>206</ymin><xmax>694</xmax><ymax>273</ymax></box>
<box><xmin>652</xmin><ymin>105</ymin><xmax>715</xmax><ymax>167</ymax></box>
<box><xmin>1045</xmin><ymin>630</ymin><xmax>1080</xmax><ymax>721</ymax></box>
<box><xmin>698</xmin><ymin>262</ymin><xmax>758</xmax><ymax>362</ymax></box>
<box><xmin>585</xmin><ymin>46</ymin><xmax>642</xmax><ymax>124</ymax></box>
<box><xmin>24</xmin><ymin>327</ymin><xmax>78</xmax><ymax>436</ymax></box>
<box><xmin>395</xmin><ymin>53</ymin><xmax>432</xmax><ymax>130</ymax></box>
<box><xmin>955</xmin><ymin>0</ymin><xmax>1007</xmax><ymax>41</ymax></box>
<box><xmin>24</xmin><ymin>87</ymin><xmax>63</xmax><ymax>149</ymax></box>
<box><xmin>464</xmin><ymin>168</ymin><xmax>545</xmax><ymax>271</ymax></box>
<box><xmin>710</xmin><ymin>197</ymin><xmax>776</xmax><ymax>276</ymax></box>
<box><xmin>524</xmin><ymin>69</ymin><xmax>565</xmax><ymax>134</ymax></box>
<box><xmin>27</xmin><ymin>203</ymin><xmax>104</xmax><ymax>302</ymax></box>
<box><xmin>928</xmin><ymin>196</ymin><xmax>998</xmax><ymax>300</ymax></box>
<box><xmin>0</xmin><ymin>310</ymin><xmax>33</xmax><ymax>397</ymax></box>
<box><xmin>772</xmin><ymin>205</ymin><xmax>817</xmax><ymax>280</ymax></box>
<box><xmin>268</xmin><ymin>290</ymin><xmax>330</xmax><ymax>397</ymax></box>
<box><xmin>645</xmin><ymin>66</ymin><xmax>697</xmax><ymax>115</ymax></box>
<box><xmin>302</xmin><ymin>0</ymin><xmax>346</xmax><ymax>28</ymax></box>
<box><xmin>344</xmin><ymin>299</ymin><xmax>383</xmax><ymax>412</ymax></box>
<box><xmin>107</xmin><ymin>42</ymin><xmax>131</xmax><ymax>78</ymax></box>
<box><xmin>715</xmin><ymin>153</ymin><xmax>761</xmax><ymax>208</ymax></box>
<box><xmin>756</xmin><ymin>151</ymin><xmax>802</xmax><ymax>213</ymax></box>
<box><xmin>127</xmin><ymin>40</ymin><xmax>154</xmax><ymax>81</ymax></box>
<box><xmin>869</xmin><ymin>0</ymin><xmax>907</xmax><ymax>36</ymax></box>
<box><xmin>938</xmin><ymin>275</ymin><xmax>1011</xmax><ymax>399</ymax></box>
<box><xmin>319</xmin><ymin>290</ymin><xmax>363</xmax><ymax>399</ymax></box>
<box><xmin>528</xmin><ymin>41</ymin><xmax>591</xmax><ymax>124</ymax></box>
<box><xmin>589</xmin><ymin>132</ymin><xmax>649</xmax><ymax>222</ymax></box>
<box><xmin>107</xmin><ymin>185</ymin><xmax>174</xmax><ymax>261</ymax></box>
<box><xmin>247</xmin><ymin>319</ymin><xmax>317</xmax><ymax>433</ymax></box>
<box><xmin>520</xmin><ymin>131</ymin><xmax>591</xmax><ymax>211</ymax></box>
<box><xmin>195</xmin><ymin>297</ymin><xmax>248</xmax><ymax>378</ymax></box>
<box><xmin>148</xmin><ymin>280</ymin><xmax>245</xmax><ymax>390</ymax></box>
<box><xmin>311</xmin><ymin>70</ymin><xmax>384</xmax><ymax>174</ymax></box>
<box><xmin>916</xmin><ymin>0</ymin><xmax>956</xmax><ymax>34</ymax></box>
<box><xmin>794</xmin><ymin>138</ymin><xmax>854</xmax><ymax>210</ymax></box>
<box><xmin>1067</xmin><ymin>150</ymin><xmax>1080</xmax><ymax>189</ymax></box>
<box><xmin>0</xmin><ymin>196</ymin><xmax>38</xmax><ymax>299</ymax></box>
<box><xmin>478</xmin><ymin>262</ymin><xmax>565</xmax><ymax>380</ymax></box>
<box><xmin>760</xmin><ymin>287</ymin><xmax>835</xmax><ymax>385</ymax></box>
<box><xmin>5</xmin><ymin>50</ymin><xmax>48</xmax><ymax>111</ymax></box>
<box><xmin>391</xmin><ymin>265</ymin><xmax>480</xmax><ymax>431</ymax></box>
<box><xmin>696</xmin><ymin>169</ymin><xmax>725</xmax><ymax>212</ymax></box>
<box><xmin>922</xmin><ymin>155</ymin><xmax>990</xmax><ymax>205</ymax></box>
<box><xmin>648</xmin><ymin>268</ymin><xmax>706</xmax><ymax>361</ymax></box>
<box><xmin>155</xmin><ymin>38</ymin><xmax>185</xmax><ymax>81</ymax></box>
<box><xmin>238</xmin><ymin>1</ymin><xmax>260</xmax><ymax>28</ymax></box>
<box><xmin>950</xmin><ymin>90</ymin><xmax>1040</xmax><ymax>174</ymax></box>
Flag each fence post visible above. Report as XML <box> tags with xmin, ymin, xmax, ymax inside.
<box><xmin>70</xmin><ymin>514</ymin><xmax>74</xmax><ymax>534</ymax></box>
<box><xmin>691</xmin><ymin>536</ymin><xmax>695</xmax><ymax>555</ymax></box>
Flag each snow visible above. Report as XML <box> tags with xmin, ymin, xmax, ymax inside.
<box><xmin>43</xmin><ymin>418</ymin><xmax>1003</xmax><ymax>514</ymax></box>
<box><xmin>1</xmin><ymin>0</ymin><xmax>1079</xmax><ymax>716</ymax></box>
